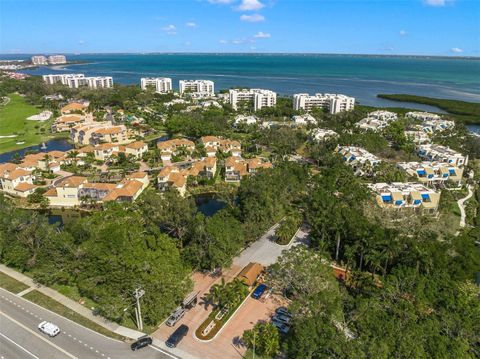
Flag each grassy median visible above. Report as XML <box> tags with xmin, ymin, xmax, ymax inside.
<box><xmin>23</xmin><ymin>290</ymin><xmax>126</xmax><ymax>341</ymax></box>
<box><xmin>0</xmin><ymin>272</ymin><xmax>29</xmax><ymax>294</ymax></box>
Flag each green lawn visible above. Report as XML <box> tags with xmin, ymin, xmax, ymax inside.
<box><xmin>23</xmin><ymin>290</ymin><xmax>125</xmax><ymax>341</ymax></box>
<box><xmin>0</xmin><ymin>272</ymin><xmax>29</xmax><ymax>294</ymax></box>
<box><xmin>0</xmin><ymin>93</ymin><xmax>58</xmax><ymax>154</ymax></box>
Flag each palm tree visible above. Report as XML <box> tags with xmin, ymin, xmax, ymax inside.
<box><xmin>207</xmin><ymin>278</ymin><xmax>227</xmax><ymax>308</ymax></box>
<box><xmin>261</xmin><ymin>323</ymin><xmax>280</xmax><ymax>357</ymax></box>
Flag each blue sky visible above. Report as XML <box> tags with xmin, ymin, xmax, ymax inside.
<box><xmin>1</xmin><ymin>0</ymin><xmax>478</xmax><ymax>56</ymax></box>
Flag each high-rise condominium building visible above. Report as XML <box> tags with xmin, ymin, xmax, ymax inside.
<box><xmin>293</xmin><ymin>93</ymin><xmax>355</xmax><ymax>114</ymax></box>
<box><xmin>42</xmin><ymin>74</ymin><xmax>113</xmax><ymax>89</ymax></box>
<box><xmin>228</xmin><ymin>89</ymin><xmax>277</xmax><ymax>111</ymax></box>
<box><xmin>47</xmin><ymin>55</ymin><xmax>67</xmax><ymax>64</ymax></box>
<box><xmin>140</xmin><ymin>77</ymin><xmax>173</xmax><ymax>93</ymax></box>
<box><xmin>179</xmin><ymin>80</ymin><xmax>214</xmax><ymax>96</ymax></box>
<box><xmin>31</xmin><ymin>55</ymin><xmax>48</xmax><ymax>65</ymax></box>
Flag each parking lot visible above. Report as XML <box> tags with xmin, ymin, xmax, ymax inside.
<box><xmin>152</xmin><ymin>225</ymin><xmax>307</xmax><ymax>359</ymax></box>
<box><xmin>152</xmin><ymin>268</ymin><xmax>288</xmax><ymax>359</ymax></box>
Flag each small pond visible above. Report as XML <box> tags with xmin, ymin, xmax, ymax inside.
<box><xmin>0</xmin><ymin>138</ymin><xmax>73</xmax><ymax>163</ymax></box>
<box><xmin>195</xmin><ymin>193</ymin><xmax>227</xmax><ymax>217</ymax></box>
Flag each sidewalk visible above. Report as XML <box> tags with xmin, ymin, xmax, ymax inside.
<box><xmin>457</xmin><ymin>184</ymin><xmax>474</xmax><ymax>228</ymax></box>
<box><xmin>0</xmin><ymin>264</ymin><xmax>198</xmax><ymax>359</ymax></box>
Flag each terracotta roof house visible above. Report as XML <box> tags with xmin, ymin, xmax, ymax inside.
<box><xmin>61</xmin><ymin>102</ymin><xmax>88</xmax><ymax>114</ymax></box>
<box><xmin>0</xmin><ymin>163</ymin><xmax>36</xmax><ymax>198</ymax></box>
<box><xmin>224</xmin><ymin>156</ymin><xmax>271</xmax><ymax>182</ymax></box>
<box><xmin>199</xmin><ymin>136</ymin><xmax>242</xmax><ymax>157</ymax></box>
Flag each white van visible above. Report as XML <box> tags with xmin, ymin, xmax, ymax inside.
<box><xmin>38</xmin><ymin>321</ymin><xmax>60</xmax><ymax>337</ymax></box>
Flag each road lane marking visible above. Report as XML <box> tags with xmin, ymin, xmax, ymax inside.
<box><xmin>0</xmin><ymin>332</ymin><xmax>40</xmax><ymax>359</ymax></box>
<box><xmin>148</xmin><ymin>345</ymin><xmax>180</xmax><ymax>359</ymax></box>
<box><xmin>0</xmin><ymin>311</ymin><xmax>78</xmax><ymax>359</ymax></box>
<box><xmin>0</xmin><ymin>288</ymin><xmax>124</xmax><ymax>344</ymax></box>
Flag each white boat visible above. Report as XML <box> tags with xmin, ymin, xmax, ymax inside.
<box><xmin>40</xmin><ymin>142</ymin><xmax>47</xmax><ymax>150</ymax></box>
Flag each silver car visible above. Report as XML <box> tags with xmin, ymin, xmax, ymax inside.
<box><xmin>166</xmin><ymin>307</ymin><xmax>185</xmax><ymax>327</ymax></box>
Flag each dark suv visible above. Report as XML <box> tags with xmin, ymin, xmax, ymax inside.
<box><xmin>166</xmin><ymin>324</ymin><xmax>189</xmax><ymax>348</ymax></box>
<box><xmin>130</xmin><ymin>336</ymin><xmax>153</xmax><ymax>351</ymax></box>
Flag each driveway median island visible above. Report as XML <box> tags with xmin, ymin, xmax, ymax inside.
<box><xmin>195</xmin><ymin>278</ymin><xmax>250</xmax><ymax>341</ymax></box>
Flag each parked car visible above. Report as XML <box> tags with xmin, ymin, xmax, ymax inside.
<box><xmin>272</xmin><ymin>321</ymin><xmax>290</xmax><ymax>334</ymax></box>
<box><xmin>275</xmin><ymin>306</ymin><xmax>292</xmax><ymax>318</ymax></box>
<box><xmin>272</xmin><ymin>314</ymin><xmax>291</xmax><ymax>325</ymax></box>
<box><xmin>166</xmin><ymin>307</ymin><xmax>186</xmax><ymax>327</ymax></box>
<box><xmin>130</xmin><ymin>336</ymin><xmax>153</xmax><ymax>351</ymax></box>
<box><xmin>166</xmin><ymin>324</ymin><xmax>189</xmax><ymax>348</ymax></box>
<box><xmin>252</xmin><ymin>284</ymin><xmax>268</xmax><ymax>299</ymax></box>
<box><xmin>38</xmin><ymin>321</ymin><xmax>60</xmax><ymax>337</ymax></box>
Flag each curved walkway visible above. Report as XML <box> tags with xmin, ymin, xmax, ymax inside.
<box><xmin>457</xmin><ymin>185</ymin><xmax>474</xmax><ymax>228</ymax></box>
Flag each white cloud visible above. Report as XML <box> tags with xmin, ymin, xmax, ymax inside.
<box><xmin>451</xmin><ymin>47</ymin><xmax>464</xmax><ymax>53</ymax></box>
<box><xmin>399</xmin><ymin>30</ymin><xmax>408</xmax><ymax>36</ymax></box>
<box><xmin>219</xmin><ymin>39</ymin><xmax>229</xmax><ymax>44</ymax></box>
<box><xmin>185</xmin><ymin>22</ymin><xmax>197</xmax><ymax>28</ymax></box>
<box><xmin>185</xmin><ymin>41</ymin><xmax>191</xmax><ymax>46</ymax></box>
<box><xmin>78</xmin><ymin>40</ymin><xmax>85</xmax><ymax>45</ymax></box>
<box><xmin>237</xmin><ymin>0</ymin><xmax>264</xmax><ymax>11</ymax></box>
<box><xmin>423</xmin><ymin>0</ymin><xmax>452</xmax><ymax>7</ymax></box>
<box><xmin>162</xmin><ymin>24</ymin><xmax>177</xmax><ymax>35</ymax></box>
<box><xmin>240</xmin><ymin>13</ymin><xmax>265</xmax><ymax>22</ymax></box>
<box><xmin>250</xmin><ymin>46</ymin><xmax>257</xmax><ymax>50</ymax></box>
<box><xmin>254</xmin><ymin>31</ymin><xmax>271</xmax><ymax>38</ymax></box>
<box><xmin>232</xmin><ymin>39</ymin><xmax>244</xmax><ymax>45</ymax></box>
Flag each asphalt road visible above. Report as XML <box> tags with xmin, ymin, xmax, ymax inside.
<box><xmin>0</xmin><ymin>287</ymin><xmax>177</xmax><ymax>359</ymax></box>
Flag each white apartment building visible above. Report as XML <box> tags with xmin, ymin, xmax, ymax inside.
<box><xmin>43</xmin><ymin>74</ymin><xmax>83</xmax><ymax>85</ymax></box>
<box><xmin>309</xmin><ymin>128</ymin><xmax>338</xmax><ymax>142</ymax></box>
<box><xmin>367</xmin><ymin>110</ymin><xmax>398</xmax><ymax>122</ymax></box>
<box><xmin>356</xmin><ymin>110</ymin><xmax>398</xmax><ymax>132</ymax></box>
<box><xmin>31</xmin><ymin>55</ymin><xmax>48</xmax><ymax>65</ymax></box>
<box><xmin>368</xmin><ymin>182</ymin><xmax>441</xmax><ymax>212</ymax></box>
<box><xmin>397</xmin><ymin>161</ymin><xmax>464</xmax><ymax>185</ymax></box>
<box><xmin>336</xmin><ymin>145</ymin><xmax>381</xmax><ymax>176</ymax></box>
<box><xmin>228</xmin><ymin>89</ymin><xmax>277</xmax><ymax>111</ymax></box>
<box><xmin>293</xmin><ymin>93</ymin><xmax>355</xmax><ymax>114</ymax></box>
<box><xmin>47</xmin><ymin>55</ymin><xmax>67</xmax><ymax>64</ymax></box>
<box><xmin>140</xmin><ymin>77</ymin><xmax>173</xmax><ymax>93</ymax></box>
<box><xmin>421</xmin><ymin>119</ymin><xmax>455</xmax><ymax>133</ymax></box>
<box><xmin>406</xmin><ymin>111</ymin><xmax>442</xmax><ymax>122</ymax></box>
<box><xmin>417</xmin><ymin>144</ymin><xmax>468</xmax><ymax>167</ymax></box>
<box><xmin>234</xmin><ymin>115</ymin><xmax>258</xmax><ymax>126</ymax></box>
<box><xmin>292</xmin><ymin>114</ymin><xmax>317</xmax><ymax>125</ymax></box>
<box><xmin>405</xmin><ymin>130</ymin><xmax>431</xmax><ymax>144</ymax></box>
<box><xmin>85</xmin><ymin>76</ymin><xmax>113</xmax><ymax>89</ymax></box>
<box><xmin>42</xmin><ymin>74</ymin><xmax>113</xmax><ymax>89</ymax></box>
<box><xmin>179</xmin><ymin>80</ymin><xmax>214</xmax><ymax>96</ymax></box>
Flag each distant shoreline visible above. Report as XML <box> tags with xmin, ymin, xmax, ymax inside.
<box><xmin>1</xmin><ymin>53</ymin><xmax>479</xmax><ymax>60</ymax></box>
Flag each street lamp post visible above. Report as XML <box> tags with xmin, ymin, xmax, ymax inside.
<box><xmin>133</xmin><ymin>288</ymin><xmax>145</xmax><ymax>331</ymax></box>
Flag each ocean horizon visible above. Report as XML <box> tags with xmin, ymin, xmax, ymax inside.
<box><xmin>4</xmin><ymin>53</ymin><xmax>480</xmax><ymax>110</ymax></box>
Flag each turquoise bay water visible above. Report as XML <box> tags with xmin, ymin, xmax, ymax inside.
<box><xmin>8</xmin><ymin>53</ymin><xmax>479</xmax><ymax>108</ymax></box>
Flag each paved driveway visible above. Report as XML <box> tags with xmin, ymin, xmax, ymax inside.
<box><xmin>234</xmin><ymin>224</ymin><xmax>310</xmax><ymax>267</ymax></box>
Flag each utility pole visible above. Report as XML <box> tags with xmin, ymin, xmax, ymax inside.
<box><xmin>133</xmin><ymin>288</ymin><xmax>145</xmax><ymax>331</ymax></box>
<box><xmin>253</xmin><ymin>329</ymin><xmax>256</xmax><ymax>359</ymax></box>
